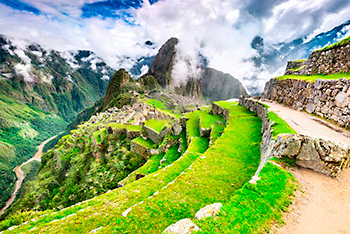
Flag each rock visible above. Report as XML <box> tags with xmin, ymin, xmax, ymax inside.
<box><xmin>163</xmin><ymin>219</ymin><xmax>200</xmax><ymax>234</ymax></box>
<box><xmin>306</xmin><ymin>102</ymin><xmax>315</xmax><ymax>113</ymax></box>
<box><xmin>194</xmin><ymin>203</ymin><xmax>223</xmax><ymax>220</ymax></box>
<box><xmin>273</xmin><ymin>134</ymin><xmax>302</xmax><ymax>158</ymax></box>
<box><xmin>335</xmin><ymin>92</ymin><xmax>350</xmax><ymax>108</ymax></box>
<box><xmin>296</xmin><ymin>138</ymin><xmax>324</xmax><ymax>171</ymax></box>
<box><xmin>172</xmin><ymin>123</ymin><xmax>182</xmax><ymax>136</ymax></box>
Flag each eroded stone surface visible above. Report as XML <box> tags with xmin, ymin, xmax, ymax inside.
<box><xmin>272</xmin><ymin>134</ymin><xmax>350</xmax><ymax>176</ymax></box>
<box><xmin>163</xmin><ymin>219</ymin><xmax>200</xmax><ymax>234</ymax></box>
<box><xmin>194</xmin><ymin>203</ymin><xmax>222</xmax><ymax>220</ymax></box>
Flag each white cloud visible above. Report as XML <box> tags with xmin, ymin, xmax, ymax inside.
<box><xmin>140</xmin><ymin>65</ymin><xmax>149</xmax><ymax>77</ymax></box>
<box><xmin>0</xmin><ymin>0</ymin><xmax>349</xmax><ymax>93</ymax></box>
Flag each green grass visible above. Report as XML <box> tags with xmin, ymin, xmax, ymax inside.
<box><xmin>267</xmin><ymin>112</ymin><xmax>297</xmax><ymax>138</ymax></box>
<box><xmin>293</xmin><ymin>59</ymin><xmax>307</xmax><ymax>63</ymax></box>
<box><xmin>318</xmin><ymin>35</ymin><xmax>350</xmax><ymax>51</ymax></box>
<box><xmin>199</xmin><ymin>111</ymin><xmax>223</xmax><ymax>129</ymax></box>
<box><xmin>92</xmin><ymin>131</ymin><xmax>102</xmax><ymax>144</ymax></box>
<box><xmin>214</xmin><ymin>100</ymin><xmax>236</xmax><ymax>109</ymax></box>
<box><xmin>275</xmin><ymin>73</ymin><xmax>350</xmax><ymax>83</ymax></box>
<box><xmin>132</xmin><ymin>136</ymin><xmax>156</xmax><ymax>149</ymax></box>
<box><xmin>144</xmin><ymin>119</ymin><xmax>170</xmax><ymax>133</ymax></box>
<box><xmin>144</xmin><ymin>98</ymin><xmax>167</xmax><ymax>109</ymax></box>
<box><xmin>6</xmin><ymin>134</ymin><xmax>210</xmax><ymax>233</ymax></box>
<box><xmin>195</xmin><ymin>162</ymin><xmax>297</xmax><ymax>233</ymax></box>
<box><xmin>144</xmin><ymin>98</ymin><xmax>182</xmax><ymax>118</ymax></box>
<box><xmin>107</xmin><ymin>123</ymin><xmax>142</xmax><ymax>132</ymax></box>
<box><xmin>184</xmin><ymin>111</ymin><xmax>201</xmax><ymax>139</ymax></box>
<box><xmin>288</xmin><ymin>65</ymin><xmax>305</xmax><ymax>72</ymax></box>
<box><xmin>257</xmin><ymin>101</ymin><xmax>270</xmax><ymax>109</ymax></box>
<box><xmin>160</xmin><ymin>145</ymin><xmax>181</xmax><ymax>168</ymax></box>
<box><xmin>198</xmin><ymin>110</ymin><xmax>226</xmax><ymax>142</ymax></box>
<box><xmin>100</xmin><ymin>103</ymin><xmax>262</xmax><ymax>233</ymax></box>
<box><xmin>119</xmin><ymin>153</ymin><xmax>165</xmax><ymax>185</ymax></box>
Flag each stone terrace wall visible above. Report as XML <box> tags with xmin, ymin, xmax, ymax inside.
<box><xmin>240</xmin><ymin>97</ymin><xmax>350</xmax><ymax>177</ymax></box>
<box><xmin>262</xmin><ymin>78</ymin><xmax>350</xmax><ymax>128</ymax></box>
<box><xmin>287</xmin><ymin>44</ymin><xmax>350</xmax><ymax>75</ymax></box>
<box><xmin>239</xmin><ymin>97</ymin><xmax>273</xmax><ymax>156</ymax></box>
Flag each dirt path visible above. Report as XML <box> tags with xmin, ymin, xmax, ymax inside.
<box><xmin>262</xmin><ymin>100</ymin><xmax>350</xmax><ymax>145</ymax></box>
<box><xmin>273</xmin><ymin>167</ymin><xmax>350</xmax><ymax>234</ymax></box>
<box><xmin>260</xmin><ymin>101</ymin><xmax>350</xmax><ymax>233</ymax></box>
<box><xmin>0</xmin><ymin>134</ymin><xmax>60</xmax><ymax>216</ymax></box>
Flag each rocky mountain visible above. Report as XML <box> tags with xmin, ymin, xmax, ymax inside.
<box><xmin>0</xmin><ymin>35</ymin><xmax>115</xmax><ymax>209</ymax></box>
<box><xmin>145</xmin><ymin>37</ymin><xmax>247</xmax><ymax>102</ymax></box>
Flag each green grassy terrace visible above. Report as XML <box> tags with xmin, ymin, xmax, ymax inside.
<box><xmin>198</xmin><ymin>110</ymin><xmax>226</xmax><ymax>142</ymax></box>
<box><xmin>268</xmin><ymin>112</ymin><xmax>297</xmax><ymax>138</ymax></box>
<box><xmin>196</xmin><ymin>162</ymin><xmax>296</xmax><ymax>233</ymax></box>
<box><xmin>0</xmin><ymin>101</ymin><xmax>297</xmax><ymax>233</ymax></box>
<box><xmin>275</xmin><ymin>73</ymin><xmax>350</xmax><ymax>83</ymax></box>
<box><xmin>107</xmin><ymin>123</ymin><xmax>142</xmax><ymax>132</ymax></box>
<box><xmin>144</xmin><ymin>119</ymin><xmax>170</xmax><ymax>133</ymax></box>
<box><xmin>120</xmin><ymin>130</ymin><xmax>188</xmax><ymax>186</ymax></box>
<box><xmin>143</xmin><ymin>98</ymin><xmax>182</xmax><ymax>118</ymax></box>
<box><xmin>132</xmin><ymin>136</ymin><xmax>156</xmax><ymax>149</ymax></box>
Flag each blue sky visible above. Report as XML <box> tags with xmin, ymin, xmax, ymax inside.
<box><xmin>0</xmin><ymin>0</ymin><xmax>350</xmax><ymax>91</ymax></box>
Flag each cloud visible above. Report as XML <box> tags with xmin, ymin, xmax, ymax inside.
<box><xmin>0</xmin><ymin>0</ymin><xmax>349</xmax><ymax>93</ymax></box>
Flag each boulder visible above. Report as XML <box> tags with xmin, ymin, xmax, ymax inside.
<box><xmin>163</xmin><ymin>219</ymin><xmax>200</xmax><ymax>234</ymax></box>
<box><xmin>194</xmin><ymin>203</ymin><xmax>222</xmax><ymax>220</ymax></box>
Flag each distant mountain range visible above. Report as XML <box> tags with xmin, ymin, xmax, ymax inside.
<box><xmin>0</xmin><ymin>34</ymin><xmax>115</xmax><ymax>209</ymax></box>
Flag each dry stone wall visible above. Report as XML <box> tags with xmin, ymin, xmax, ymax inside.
<box><xmin>286</xmin><ymin>44</ymin><xmax>350</xmax><ymax>75</ymax></box>
<box><xmin>262</xmin><ymin>78</ymin><xmax>350</xmax><ymax>128</ymax></box>
<box><xmin>211</xmin><ymin>103</ymin><xmax>230</xmax><ymax>124</ymax></box>
<box><xmin>240</xmin><ymin>97</ymin><xmax>350</xmax><ymax>177</ymax></box>
<box><xmin>130</xmin><ymin>141</ymin><xmax>151</xmax><ymax>159</ymax></box>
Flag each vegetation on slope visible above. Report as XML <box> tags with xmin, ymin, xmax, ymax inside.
<box><xmin>8</xmin><ymin>121</ymin><xmax>146</xmax><ymax>213</ymax></box>
<box><xmin>0</xmin><ymin>92</ymin><xmax>67</xmax><ymax>209</ymax></box>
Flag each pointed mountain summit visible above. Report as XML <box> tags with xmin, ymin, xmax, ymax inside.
<box><xmin>145</xmin><ymin>37</ymin><xmax>248</xmax><ymax>102</ymax></box>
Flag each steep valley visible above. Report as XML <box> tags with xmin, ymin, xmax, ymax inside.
<box><xmin>0</xmin><ymin>35</ymin><xmax>115</xmax><ymax>209</ymax></box>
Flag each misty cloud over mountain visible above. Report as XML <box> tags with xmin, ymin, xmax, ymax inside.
<box><xmin>1</xmin><ymin>0</ymin><xmax>350</xmax><ymax>93</ymax></box>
